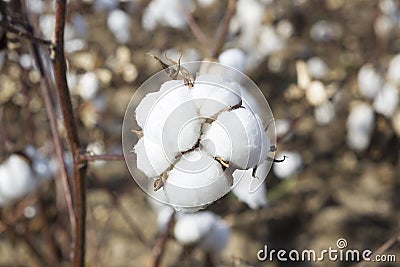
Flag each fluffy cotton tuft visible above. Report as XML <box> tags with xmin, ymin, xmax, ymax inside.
<box><xmin>273</xmin><ymin>151</ymin><xmax>302</xmax><ymax>179</ymax></box>
<box><xmin>346</xmin><ymin>102</ymin><xmax>375</xmax><ymax>151</ymax></box>
<box><xmin>373</xmin><ymin>83</ymin><xmax>399</xmax><ymax>118</ymax></box>
<box><xmin>218</xmin><ymin>49</ymin><xmax>247</xmax><ymax>73</ymax></box>
<box><xmin>142</xmin><ymin>0</ymin><xmax>189</xmax><ymax>31</ymax></box>
<box><xmin>107</xmin><ymin>9</ymin><xmax>131</xmax><ymax>44</ymax></box>
<box><xmin>357</xmin><ymin>64</ymin><xmax>383</xmax><ymax>99</ymax></box>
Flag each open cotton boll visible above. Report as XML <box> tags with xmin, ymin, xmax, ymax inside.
<box><xmin>273</xmin><ymin>151</ymin><xmax>302</xmax><ymax>179</ymax></box>
<box><xmin>134</xmin><ymin>137</ymin><xmax>177</xmax><ymax>178</ymax></box>
<box><xmin>232</xmin><ymin>160</ymin><xmax>268</xmax><ymax>210</ymax></box>
<box><xmin>305</xmin><ymin>81</ymin><xmax>328</xmax><ymax>107</ymax></box>
<box><xmin>76</xmin><ymin>72</ymin><xmax>99</xmax><ymax>100</ymax></box>
<box><xmin>0</xmin><ymin>154</ymin><xmax>37</xmax><ymax>204</ymax></box>
<box><xmin>191</xmin><ymin>74</ymin><xmax>242</xmax><ymax>117</ymax></box>
<box><xmin>307</xmin><ymin>57</ymin><xmax>328</xmax><ymax>79</ymax></box>
<box><xmin>199</xmin><ymin>218</ymin><xmax>230</xmax><ymax>253</ymax></box>
<box><xmin>346</xmin><ymin>103</ymin><xmax>375</xmax><ymax>151</ymax></box>
<box><xmin>174</xmin><ymin>211</ymin><xmax>217</xmax><ymax>245</ymax></box>
<box><xmin>107</xmin><ymin>9</ymin><xmax>131</xmax><ymax>44</ymax></box>
<box><xmin>373</xmin><ymin>83</ymin><xmax>399</xmax><ymax>118</ymax></box>
<box><xmin>135</xmin><ymin>91</ymin><xmax>161</xmax><ymax>129</ymax></box>
<box><xmin>163</xmin><ymin>149</ymin><xmax>230</xmax><ymax>211</ymax></box>
<box><xmin>314</xmin><ymin>101</ymin><xmax>335</xmax><ymax>125</ymax></box>
<box><xmin>201</xmin><ymin>108</ymin><xmax>269</xmax><ymax>169</ymax></box>
<box><xmin>142</xmin><ymin>0</ymin><xmax>189</xmax><ymax>31</ymax></box>
<box><xmin>357</xmin><ymin>64</ymin><xmax>383</xmax><ymax>99</ymax></box>
<box><xmin>387</xmin><ymin>54</ymin><xmax>400</xmax><ymax>85</ymax></box>
<box><xmin>143</xmin><ymin>80</ymin><xmax>201</xmax><ymax>152</ymax></box>
<box><xmin>218</xmin><ymin>48</ymin><xmax>247</xmax><ymax>73</ymax></box>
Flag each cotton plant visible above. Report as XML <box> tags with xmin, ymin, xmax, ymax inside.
<box><xmin>124</xmin><ymin>59</ymin><xmax>275</xmax><ymax>212</ymax></box>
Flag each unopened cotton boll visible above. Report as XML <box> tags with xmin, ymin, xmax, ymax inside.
<box><xmin>387</xmin><ymin>54</ymin><xmax>400</xmax><ymax>85</ymax></box>
<box><xmin>0</xmin><ymin>154</ymin><xmax>37</xmax><ymax>206</ymax></box>
<box><xmin>307</xmin><ymin>57</ymin><xmax>328</xmax><ymax>79</ymax></box>
<box><xmin>273</xmin><ymin>151</ymin><xmax>302</xmax><ymax>179</ymax></box>
<box><xmin>305</xmin><ymin>81</ymin><xmax>328</xmax><ymax>107</ymax></box>
<box><xmin>201</xmin><ymin>108</ymin><xmax>269</xmax><ymax>169</ymax></box>
<box><xmin>107</xmin><ymin>9</ymin><xmax>131</xmax><ymax>44</ymax></box>
<box><xmin>373</xmin><ymin>83</ymin><xmax>399</xmax><ymax>118</ymax></box>
<box><xmin>76</xmin><ymin>72</ymin><xmax>99</xmax><ymax>100</ymax></box>
<box><xmin>163</xmin><ymin>149</ymin><xmax>230</xmax><ymax>211</ymax></box>
<box><xmin>174</xmin><ymin>211</ymin><xmax>229</xmax><ymax>253</ymax></box>
<box><xmin>357</xmin><ymin>64</ymin><xmax>383</xmax><ymax>99</ymax></box>
<box><xmin>218</xmin><ymin>48</ymin><xmax>247</xmax><ymax>73</ymax></box>
<box><xmin>191</xmin><ymin>74</ymin><xmax>242</xmax><ymax>117</ymax></box>
<box><xmin>346</xmin><ymin>102</ymin><xmax>375</xmax><ymax>151</ymax></box>
<box><xmin>232</xmin><ymin>160</ymin><xmax>268</xmax><ymax>209</ymax></box>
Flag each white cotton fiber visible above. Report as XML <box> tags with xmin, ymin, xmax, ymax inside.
<box><xmin>174</xmin><ymin>211</ymin><xmax>217</xmax><ymax>244</ymax></box>
<box><xmin>199</xmin><ymin>218</ymin><xmax>230</xmax><ymax>253</ymax></box>
<box><xmin>314</xmin><ymin>100</ymin><xmax>335</xmax><ymax>125</ymax></box>
<box><xmin>373</xmin><ymin>83</ymin><xmax>399</xmax><ymax>118</ymax></box>
<box><xmin>201</xmin><ymin>108</ymin><xmax>269</xmax><ymax>169</ymax></box>
<box><xmin>346</xmin><ymin>103</ymin><xmax>375</xmax><ymax>151</ymax></box>
<box><xmin>273</xmin><ymin>151</ymin><xmax>302</xmax><ymax>179</ymax></box>
<box><xmin>218</xmin><ymin>48</ymin><xmax>247</xmax><ymax>73</ymax></box>
<box><xmin>357</xmin><ymin>64</ymin><xmax>383</xmax><ymax>99</ymax></box>
<box><xmin>191</xmin><ymin>74</ymin><xmax>242</xmax><ymax>117</ymax></box>
<box><xmin>107</xmin><ymin>9</ymin><xmax>131</xmax><ymax>44</ymax></box>
<box><xmin>305</xmin><ymin>80</ymin><xmax>328</xmax><ymax>106</ymax></box>
<box><xmin>134</xmin><ymin>137</ymin><xmax>177</xmax><ymax>178</ymax></box>
<box><xmin>163</xmin><ymin>149</ymin><xmax>230</xmax><ymax>210</ymax></box>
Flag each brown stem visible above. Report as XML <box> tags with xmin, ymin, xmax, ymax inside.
<box><xmin>150</xmin><ymin>211</ymin><xmax>175</xmax><ymax>267</ymax></box>
<box><xmin>51</xmin><ymin>1</ymin><xmax>87</xmax><ymax>266</ymax></box>
<box><xmin>79</xmin><ymin>153</ymin><xmax>124</xmax><ymax>162</ymax></box>
<box><xmin>211</xmin><ymin>0</ymin><xmax>236</xmax><ymax>58</ymax></box>
<box><xmin>0</xmin><ymin>21</ymin><xmax>52</xmax><ymax>45</ymax></box>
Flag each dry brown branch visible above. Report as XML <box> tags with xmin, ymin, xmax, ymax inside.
<box><xmin>211</xmin><ymin>0</ymin><xmax>236</xmax><ymax>58</ymax></box>
<box><xmin>150</xmin><ymin>210</ymin><xmax>175</xmax><ymax>267</ymax></box>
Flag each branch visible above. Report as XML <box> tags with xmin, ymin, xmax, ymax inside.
<box><xmin>150</xmin><ymin>211</ymin><xmax>175</xmax><ymax>267</ymax></box>
<box><xmin>79</xmin><ymin>153</ymin><xmax>124</xmax><ymax>162</ymax></box>
<box><xmin>355</xmin><ymin>236</ymin><xmax>399</xmax><ymax>267</ymax></box>
<box><xmin>51</xmin><ymin>1</ymin><xmax>87</xmax><ymax>266</ymax></box>
<box><xmin>0</xmin><ymin>21</ymin><xmax>52</xmax><ymax>45</ymax></box>
<box><xmin>211</xmin><ymin>0</ymin><xmax>236</xmax><ymax>58</ymax></box>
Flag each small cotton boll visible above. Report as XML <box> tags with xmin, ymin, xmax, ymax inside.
<box><xmin>39</xmin><ymin>14</ymin><xmax>55</xmax><ymax>40</ymax></box>
<box><xmin>201</xmin><ymin>108</ymin><xmax>269</xmax><ymax>169</ymax></box>
<box><xmin>142</xmin><ymin>0</ymin><xmax>188</xmax><ymax>31</ymax></box>
<box><xmin>257</xmin><ymin>25</ymin><xmax>284</xmax><ymax>56</ymax></box>
<box><xmin>76</xmin><ymin>72</ymin><xmax>99</xmax><ymax>100</ymax></box>
<box><xmin>134</xmin><ymin>137</ymin><xmax>177</xmax><ymax>178</ymax></box>
<box><xmin>218</xmin><ymin>48</ymin><xmax>247</xmax><ymax>73</ymax></box>
<box><xmin>357</xmin><ymin>64</ymin><xmax>383</xmax><ymax>99</ymax></box>
<box><xmin>276</xmin><ymin>19</ymin><xmax>294</xmax><ymax>39</ymax></box>
<box><xmin>107</xmin><ymin>9</ymin><xmax>131</xmax><ymax>44</ymax></box>
<box><xmin>232</xmin><ymin>160</ymin><xmax>268</xmax><ymax>209</ymax></box>
<box><xmin>373</xmin><ymin>83</ymin><xmax>399</xmax><ymax>118</ymax></box>
<box><xmin>387</xmin><ymin>54</ymin><xmax>400</xmax><ymax>85</ymax></box>
<box><xmin>305</xmin><ymin>81</ymin><xmax>328</xmax><ymax>106</ymax></box>
<box><xmin>307</xmin><ymin>57</ymin><xmax>328</xmax><ymax>79</ymax></box>
<box><xmin>273</xmin><ymin>151</ymin><xmax>302</xmax><ymax>179</ymax></box>
<box><xmin>19</xmin><ymin>54</ymin><xmax>33</xmax><ymax>70</ymax></box>
<box><xmin>163</xmin><ymin>149</ymin><xmax>230</xmax><ymax>210</ymax></box>
<box><xmin>346</xmin><ymin>103</ymin><xmax>374</xmax><ymax>151</ymax></box>
<box><xmin>314</xmin><ymin>101</ymin><xmax>335</xmax><ymax>125</ymax></box>
<box><xmin>174</xmin><ymin>211</ymin><xmax>217</xmax><ymax>245</ymax></box>
<box><xmin>0</xmin><ymin>154</ymin><xmax>37</xmax><ymax>203</ymax></box>
<box><xmin>199</xmin><ymin>218</ymin><xmax>230</xmax><ymax>253</ymax></box>
<box><xmin>191</xmin><ymin>74</ymin><xmax>242</xmax><ymax>117</ymax></box>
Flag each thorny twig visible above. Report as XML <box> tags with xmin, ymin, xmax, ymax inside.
<box><xmin>51</xmin><ymin>1</ymin><xmax>87</xmax><ymax>266</ymax></box>
<box><xmin>150</xmin><ymin>210</ymin><xmax>175</xmax><ymax>267</ymax></box>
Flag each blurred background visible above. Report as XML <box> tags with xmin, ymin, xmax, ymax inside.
<box><xmin>0</xmin><ymin>0</ymin><xmax>399</xmax><ymax>266</ymax></box>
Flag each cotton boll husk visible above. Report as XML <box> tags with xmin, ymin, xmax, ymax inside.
<box><xmin>0</xmin><ymin>154</ymin><xmax>37</xmax><ymax>203</ymax></box>
<box><xmin>232</xmin><ymin>160</ymin><xmax>268</xmax><ymax>209</ymax></box>
<box><xmin>387</xmin><ymin>54</ymin><xmax>400</xmax><ymax>85</ymax></box>
<box><xmin>314</xmin><ymin>101</ymin><xmax>335</xmax><ymax>125</ymax></box>
<box><xmin>305</xmin><ymin>81</ymin><xmax>328</xmax><ymax>106</ymax></box>
<box><xmin>307</xmin><ymin>57</ymin><xmax>328</xmax><ymax>79</ymax></box>
<box><xmin>357</xmin><ymin>64</ymin><xmax>383</xmax><ymax>99</ymax></box>
<box><xmin>218</xmin><ymin>48</ymin><xmax>247</xmax><ymax>73</ymax></box>
<box><xmin>201</xmin><ymin>108</ymin><xmax>269</xmax><ymax>169</ymax></box>
<box><xmin>373</xmin><ymin>83</ymin><xmax>399</xmax><ymax>118</ymax></box>
<box><xmin>107</xmin><ymin>9</ymin><xmax>131</xmax><ymax>44</ymax></box>
<box><xmin>346</xmin><ymin>102</ymin><xmax>375</xmax><ymax>151</ymax></box>
<box><xmin>191</xmin><ymin>74</ymin><xmax>242</xmax><ymax>117</ymax></box>
<box><xmin>174</xmin><ymin>211</ymin><xmax>217</xmax><ymax>245</ymax></box>
<box><xmin>134</xmin><ymin>137</ymin><xmax>177</xmax><ymax>178</ymax></box>
<box><xmin>143</xmin><ymin>80</ymin><xmax>201</xmax><ymax>152</ymax></box>
<box><xmin>199</xmin><ymin>218</ymin><xmax>230</xmax><ymax>253</ymax></box>
<box><xmin>273</xmin><ymin>151</ymin><xmax>302</xmax><ymax>179</ymax></box>
<box><xmin>163</xmin><ymin>149</ymin><xmax>230</xmax><ymax>211</ymax></box>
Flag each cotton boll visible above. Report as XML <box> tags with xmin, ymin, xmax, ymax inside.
<box><xmin>307</xmin><ymin>57</ymin><xmax>328</xmax><ymax>79</ymax></box>
<box><xmin>276</xmin><ymin>19</ymin><xmax>294</xmax><ymax>39</ymax></box>
<box><xmin>199</xmin><ymin>218</ymin><xmax>230</xmax><ymax>253</ymax></box>
<box><xmin>357</xmin><ymin>64</ymin><xmax>383</xmax><ymax>99</ymax></box>
<box><xmin>174</xmin><ymin>211</ymin><xmax>217</xmax><ymax>245</ymax></box>
<box><xmin>273</xmin><ymin>151</ymin><xmax>302</xmax><ymax>179</ymax></box>
<box><xmin>76</xmin><ymin>72</ymin><xmax>99</xmax><ymax>100</ymax></box>
<box><xmin>0</xmin><ymin>154</ymin><xmax>37</xmax><ymax>204</ymax></box>
<box><xmin>305</xmin><ymin>81</ymin><xmax>328</xmax><ymax>106</ymax></box>
<box><xmin>275</xmin><ymin>119</ymin><xmax>293</xmax><ymax>141</ymax></box>
<box><xmin>257</xmin><ymin>25</ymin><xmax>284</xmax><ymax>57</ymax></box>
<box><xmin>191</xmin><ymin>74</ymin><xmax>242</xmax><ymax>117</ymax></box>
<box><xmin>163</xmin><ymin>149</ymin><xmax>230</xmax><ymax>211</ymax></box>
<box><xmin>346</xmin><ymin>102</ymin><xmax>375</xmax><ymax>151</ymax></box>
<box><xmin>218</xmin><ymin>49</ymin><xmax>247</xmax><ymax>73</ymax></box>
<box><xmin>134</xmin><ymin>137</ymin><xmax>177</xmax><ymax>178</ymax></box>
<box><xmin>387</xmin><ymin>54</ymin><xmax>400</xmax><ymax>85</ymax></box>
<box><xmin>373</xmin><ymin>83</ymin><xmax>399</xmax><ymax>118</ymax></box>
<box><xmin>142</xmin><ymin>0</ymin><xmax>188</xmax><ymax>31</ymax></box>
<box><xmin>107</xmin><ymin>9</ymin><xmax>131</xmax><ymax>44</ymax></box>
<box><xmin>157</xmin><ymin>205</ymin><xmax>174</xmax><ymax>233</ymax></box>
<box><xmin>86</xmin><ymin>140</ymin><xmax>106</xmax><ymax>168</ymax></box>
<box><xmin>232</xmin><ymin>160</ymin><xmax>268</xmax><ymax>209</ymax></box>
<box><xmin>314</xmin><ymin>101</ymin><xmax>335</xmax><ymax>125</ymax></box>
<box><xmin>39</xmin><ymin>14</ymin><xmax>55</xmax><ymax>40</ymax></box>
<box><xmin>135</xmin><ymin>91</ymin><xmax>161</xmax><ymax>129</ymax></box>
